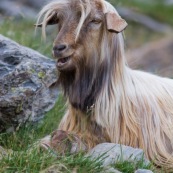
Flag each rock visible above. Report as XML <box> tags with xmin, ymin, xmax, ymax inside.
<box><xmin>165</xmin><ymin>0</ymin><xmax>173</xmax><ymax>5</ymax></box>
<box><xmin>135</xmin><ymin>169</ymin><xmax>153</xmax><ymax>173</ymax></box>
<box><xmin>0</xmin><ymin>0</ymin><xmax>37</xmax><ymax>19</ymax></box>
<box><xmin>87</xmin><ymin>143</ymin><xmax>150</xmax><ymax>167</ymax></box>
<box><xmin>127</xmin><ymin>37</ymin><xmax>173</xmax><ymax>78</ymax></box>
<box><xmin>0</xmin><ymin>0</ymin><xmax>49</xmax><ymax>19</ymax></box>
<box><xmin>0</xmin><ymin>35</ymin><xmax>58</xmax><ymax>132</ymax></box>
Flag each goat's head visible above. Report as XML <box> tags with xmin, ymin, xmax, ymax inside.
<box><xmin>37</xmin><ymin>0</ymin><xmax>127</xmax><ymax>111</ymax></box>
<box><xmin>37</xmin><ymin>0</ymin><xmax>127</xmax><ymax>72</ymax></box>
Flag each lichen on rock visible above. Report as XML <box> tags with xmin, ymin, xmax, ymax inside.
<box><xmin>0</xmin><ymin>35</ymin><xmax>59</xmax><ymax>132</ymax></box>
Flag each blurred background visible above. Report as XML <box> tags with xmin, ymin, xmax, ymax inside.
<box><xmin>0</xmin><ymin>0</ymin><xmax>173</xmax><ymax>77</ymax></box>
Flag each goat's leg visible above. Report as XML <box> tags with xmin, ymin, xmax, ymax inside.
<box><xmin>40</xmin><ymin>109</ymin><xmax>110</xmax><ymax>153</ymax></box>
<box><xmin>40</xmin><ymin>130</ymin><xmax>87</xmax><ymax>154</ymax></box>
<box><xmin>40</xmin><ymin>110</ymin><xmax>87</xmax><ymax>154</ymax></box>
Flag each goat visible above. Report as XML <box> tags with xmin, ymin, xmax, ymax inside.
<box><xmin>36</xmin><ymin>0</ymin><xmax>173</xmax><ymax>170</ymax></box>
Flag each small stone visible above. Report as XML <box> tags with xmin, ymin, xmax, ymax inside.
<box><xmin>135</xmin><ymin>169</ymin><xmax>153</xmax><ymax>173</ymax></box>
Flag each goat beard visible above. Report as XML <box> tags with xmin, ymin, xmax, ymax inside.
<box><xmin>57</xmin><ymin>54</ymin><xmax>108</xmax><ymax>113</ymax></box>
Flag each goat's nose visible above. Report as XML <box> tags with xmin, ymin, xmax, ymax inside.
<box><xmin>53</xmin><ymin>44</ymin><xmax>67</xmax><ymax>52</ymax></box>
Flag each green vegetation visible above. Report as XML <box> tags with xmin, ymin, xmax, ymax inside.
<box><xmin>0</xmin><ymin>146</ymin><xmax>104</xmax><ymax>173</ymax></box>
<box><xmin>110</xmin><ymin>0</ymin><xmax>173</xmax><ymax>26</ymax></box>
<box><xmin>0</xmin><ymin>19</ymin><xmax>53</xmax><ymax>57</ymax></box>
<box><xmin>113</xmin><ymin>159</ymin><xmax>153</xmax><ymax>173</ymax></box>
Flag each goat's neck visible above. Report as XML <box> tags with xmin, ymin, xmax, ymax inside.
<box><xmin>58</xmin><ymin>64</ymin><xmax>107</xmax><ymax>113</ymax></box>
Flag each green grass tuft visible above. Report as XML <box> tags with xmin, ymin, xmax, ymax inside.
<box><xmin>113</xmin><ymin>159</ymin><xmax>154</xmax><ymax>173</ymax></box>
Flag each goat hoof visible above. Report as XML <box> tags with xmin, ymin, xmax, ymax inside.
<box><xmin>40</xmin><ymin>135</ymin><xmax>51</xmax><ymax>150</ymax></box>
<box><xmin>40</xmin><ymin>130</ymin><xmax>87</xmax><ymax>154</ymax></box>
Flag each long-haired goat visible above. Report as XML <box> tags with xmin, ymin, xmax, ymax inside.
<box><xmin>37</xmin><ymin>0</ymin><xmax>173</xmax><ymax>170</ymax></box>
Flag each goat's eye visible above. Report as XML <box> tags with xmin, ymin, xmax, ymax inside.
<box><xmin>90</xmin><ymin>19</ymin><xmax>102</xmax><ymax>24</ymax></box>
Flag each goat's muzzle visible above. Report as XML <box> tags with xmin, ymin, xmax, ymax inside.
<box><xmin>53</xmin><ymin>44</ymin><xmax>68</xmax><ymax>57</ymax></box>
<box><xmin>53</xmin><ymin>44</ymin><xmax>75</xmax><ymax>71</ymax></box>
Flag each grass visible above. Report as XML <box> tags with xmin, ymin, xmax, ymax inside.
<box><xmin>0</xmin><ymin>148</ymin><xmax>104</xmax><ymax>173</ymax></box>
<box><xmin>113</xmin><ymin>158</ymin><xmax>154</xmax><ymax>173</ymax></box>
<box><xmin>1</xmin><ymin>1</ymin><xmax>171</xmax><ymax>171</ymax></box>
<box><xmin>0</xmin><ymin>18</ymin><xmax>53</xmax><ymax>57</ymax></box>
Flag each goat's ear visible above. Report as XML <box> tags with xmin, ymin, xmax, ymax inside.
<box><xmin>105</xmin><ymin>12</ymin><xmax>128</xmax><ymax>33</ymax></box>
<box><xmin>35</xmin><ymin>12</ymin><xmax>58</xmax><ymax>27</ymax></box>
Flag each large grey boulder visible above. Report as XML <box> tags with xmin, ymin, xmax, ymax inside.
<box><xmin>0</xmin><ymin>35</ymin><xmax>58</xmax><ymax>132</ymax></box>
